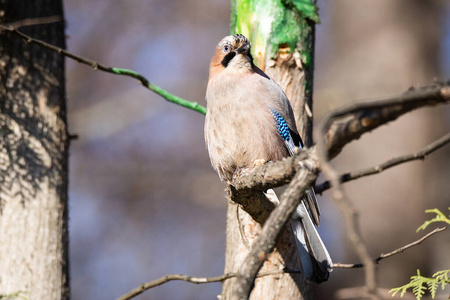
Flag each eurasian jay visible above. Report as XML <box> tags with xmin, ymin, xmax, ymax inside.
<box><xmin>204</xmin><ymin>34</ymin><xmax>332</xmax><ymax>283</ymax></box>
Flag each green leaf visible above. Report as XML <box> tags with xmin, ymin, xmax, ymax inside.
<box><xmin>411</xmin><ymin>270</ymin><xmax>426</xmax><ymax>300</ymax></box>
<box><xmin>433</xmin><ymin>270</ymin><xmax>450</xmax><ymax>289</ymax></box>
<box><xmin>390</xmin><ymin>269</ymin><xmax>450</xmax><ymax>300</ymax></box>
<box><xmin>389</xmin><ymin>286</ymin><xmax>407</xmax><ymax>297</ymax></box>
<box><xmin>417</xmin><ymin>208</ymin><xmax>450</xmax><ymax>232</ymax></box>
<box><xmin>426</xmin><ymin>280</ymin><xmax>438</xmax><ymax>298</ymax></box>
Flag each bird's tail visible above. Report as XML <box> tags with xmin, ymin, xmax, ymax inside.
<box><xmin>265</xmin><ymin>188</ymin><xmax>332</xmax><ymax>283</ymax></box>
<box><xmin>291</xmin><ymin>198</ymin><xmax>333</xmax><ymax>283</ymax></box>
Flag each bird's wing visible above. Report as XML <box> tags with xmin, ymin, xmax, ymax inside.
<box><xmin>269</xmin><ymin>105</ymin><xmax>321</xmax><ymax>225</ymax></box>
<box><xmin>251</xmin><ymin>68</ymin><xmax>331</xmax><ymax>283</ymax></box>
<box><xmin>252</xmin><ymin>70</ymin><xmax>321</xmax><ymax>225</ymax></box>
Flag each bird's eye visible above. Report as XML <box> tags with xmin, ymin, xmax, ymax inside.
<box><xmin>223</xmin><ymin>45</ymin><xmax>230</xmax><ymax>53</ymax></box>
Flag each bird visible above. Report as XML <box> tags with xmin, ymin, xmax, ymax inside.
<box><xmin>204</xmin><ymin>34</ymin><xmax>332</xmax><ymax>283</ymax></box>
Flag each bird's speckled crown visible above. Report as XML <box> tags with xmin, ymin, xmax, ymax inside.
<box><xmin>219</xmin><ymin>34</ymin><xmax>250</xmax><ymax>49</ymax></box>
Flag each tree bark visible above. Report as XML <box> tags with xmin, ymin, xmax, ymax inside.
<box><xmin>0</xmin><ymin>1</ymin><xmax>69</xmax><ymax>299</ymax></box>
<box><xmin>221</xmin><ymin>1</ymin><xmax>318</xmax><ymax>299</ymax></box>
<box><xmin>222</xmin><ymin>202</ymin><xmax>310</xmax><ymax>300</ymax></box>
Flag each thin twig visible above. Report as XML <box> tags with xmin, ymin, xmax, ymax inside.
<box><xmin>333</xmin><ymin>227</ymin><xmax>447</xmax><ymax>268</ymax></box>
<box><xmin>0</xmin><ymin>15</ymin><xmax>63</xmax><ymax>30</ymax></box>
<box><xmin>316</xmin><ymin>153</ymin><xmax>379</xmax><ymax>297</ymax></box>
<box><xmin>320</xmin><ymin>158</ymin><xmax>379</xmax><ymax>296</ymax></box>
<box><xmin>375</xmin><ymin>226</ymin><xmax>446</xmax><ymax>263</ymax></box>
<box><xmin>315</xmin><ymin>132</ymin><xmax>450</xmax><ymax>193</ymax></box>
<box><xmin>333</xmin><ymin>263</ymin><xmax>364</xmax><ymax>269</ymax></box>
<box><xmin>116</xmin><ymin>269</ymin><xmax>300</xmax><ymax>300</ymax></box>
<box><xmin>116</xmin><ymin>226</ymin><xmax>446</xmax><ymax>300</ymax></box>
<box><xmin>116</xmin><ymin>273</ymin><xmax>236</xmax><ymax>300</ymax></box>
<box><xmin>0</xmin><ymin>22</ymin><xmax>207</xmax><ymax>115</ymax></box>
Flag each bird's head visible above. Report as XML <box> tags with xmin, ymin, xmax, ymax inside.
<box><xmin>209</xmin><ymin>34</ymin><xmax>253</xmax><ymax>80</ymax></box>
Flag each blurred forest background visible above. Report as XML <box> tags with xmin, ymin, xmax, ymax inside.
<box><xmin>65</xmin><ymin>0</ymin><xmax>450</xmax><ymax>299</ymax></box>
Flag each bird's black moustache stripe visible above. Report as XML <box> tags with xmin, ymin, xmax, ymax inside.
<box><xmin>221</xmin><ymin>51</ymin><xmax>236</xmax><ymax>67</ymax></box>
<box><xmin>221</xmin><ymin>52</ymin><xmax>254</xmax><ymax>68</ymax></box>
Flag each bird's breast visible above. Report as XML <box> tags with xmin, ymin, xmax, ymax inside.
<box><xmin>205</xmin><ymin>76</ymin><xmax>287</xmax><ymax>181</ymax></box>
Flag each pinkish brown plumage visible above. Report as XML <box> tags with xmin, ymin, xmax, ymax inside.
<box><xmin>204</xmin><ymin>34</ymin><xmax>332</xmax><ymax>283</ymax></box>
<box><xmin>205</xmin><ymin>34</ymin><xmax>297</xmax><ymax>182</ymax></box>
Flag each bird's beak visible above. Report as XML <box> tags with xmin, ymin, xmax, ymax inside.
<box><xmin>235</xmin><ymin>42</ymin><xmax>250</xmax><ymax>55</ymax></box>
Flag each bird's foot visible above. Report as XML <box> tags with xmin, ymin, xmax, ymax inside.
<box><xmin>253</xmin><ymin>159</ymin><xmax>266</xmax><ymax>167</ymax></box>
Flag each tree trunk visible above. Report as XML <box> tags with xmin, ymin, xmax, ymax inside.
<box><xmin>222</xmin><ymin>1</ymin><xmax>318</xmax><ymax>299</ymax></box>
<box><xmin>0</xmin><ymin>1</ymin><xmax>69</xmax><ymax>299</ymax></box>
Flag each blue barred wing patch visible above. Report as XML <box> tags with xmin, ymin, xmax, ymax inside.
<box><xmin>270</xmin><ymin>109</ymin><xmax>297</xmax><ymax>156</ymax></box>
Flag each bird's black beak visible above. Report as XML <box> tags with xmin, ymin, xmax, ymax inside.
<box><xmin>235</xmin><ymin>42</ymin><xmax>250</xmax><ymax>55</ymax></box>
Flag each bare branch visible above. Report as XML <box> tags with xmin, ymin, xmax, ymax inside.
<box><xmin>332</xmin><ymin>263</ymin><xmax>364</xmax><ymax>269</ymax></box>
<box><xmin>0</xmin><ymin>22</ymin><xmax>206</xmax><ymax>115</ymax></box>
<box><xmin>116</xmin><ymin>269</ymin><xmax>301</xmax><ymax>300</ymax></box>
<box><xmin>319</xmin><ymin>157</ymin><xmax>378</xmax><ymax>295</ymax></box>
<box><xmin>333</xmin><ymin>227</ymin><xmax>447</xmax><ymax>269</ymax></box>
<box><xmin>375</xmin><ymin>226</ymin><xmax>446</xmax><ymax>263</ymax></box>
<box><xmin>0</xmin><ymin>15</ymin><xmax>63</xmax><ymax>30</ymax></box>
<box><xmin>314</xmin><ymin>83</ymin><xmax>450</xmax><ymax>298</ymax></box>
<box><xmin>227</xmin><ymin>149</ymin><xmax>311</xmax><ymax>223</ymax></box>
<box><xmin>116</xmin><ymin>273</ymin><xmax>236</xmax><ymax>300</ymax></box>
<box><xmin>315</xmin><ymin>132</ymin><xmax>450</xmax><ymax>194</ymax></box>
<box><xmin>116</xmin><ymin>226</ymin><xmax>446</xmax><ymax>300</ymax></box>
<box><xmin>323</xmin><ymin>83</ymin><xmax>450</xmax><ymax>159</ymax></box>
